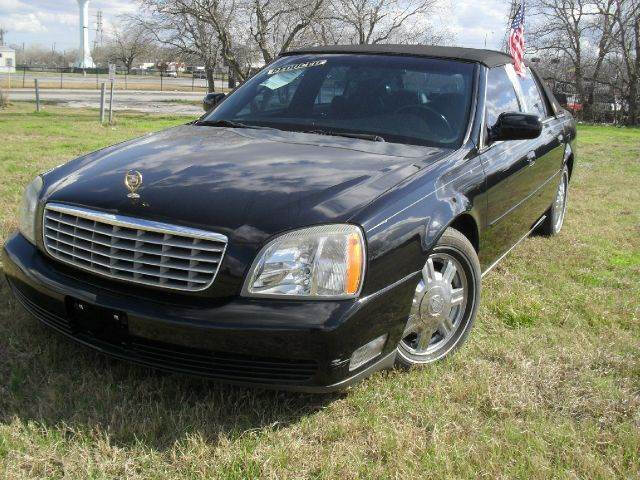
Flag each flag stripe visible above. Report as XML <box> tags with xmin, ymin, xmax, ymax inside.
<box><xmin>509</xmin><ymin>2</ymin><xmax>526</xmax><ymax>76</ymax></box>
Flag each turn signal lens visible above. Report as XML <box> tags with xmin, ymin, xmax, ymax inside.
<box><xmin>345</xmin><ymin>233</ymin><xmax>363</xmax><ymax>295</ymax></box>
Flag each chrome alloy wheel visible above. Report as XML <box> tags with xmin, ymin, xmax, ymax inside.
<box><xmin>400</xmin><ymin>253</ymin><xmax>468</xmax><ymax>360</ymax></box>
<box><xmin>553</xmin><ymin>169</ymin><xmax>569</xmax><ymax>232</ymax></box>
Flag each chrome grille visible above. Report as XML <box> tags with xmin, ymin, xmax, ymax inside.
<box><xmin>42</xmin><ymin>203</ymin><xmax>228</xmax><ymax>292</ymax></box>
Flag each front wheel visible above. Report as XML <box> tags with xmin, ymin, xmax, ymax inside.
<box><xmin>396</xmin><ymin>228</ymin><xmax>481</xmax><ymax>367</ymax></box>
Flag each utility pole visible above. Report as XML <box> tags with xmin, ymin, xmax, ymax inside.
<box><xmin>0</xmin><ymin>28</ymin><xmax>5</xmax><ymax>46</ymax></box>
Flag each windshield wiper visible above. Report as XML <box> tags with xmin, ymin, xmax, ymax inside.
<box><xmin>303</xmin><ymin>129</ymin><xmax>386</xmax><ymax>143</ymax></box>
<box><xmin>194</xmin><ymin>119</ymin><xmax>262</xmax><ymax>129</ymax></box>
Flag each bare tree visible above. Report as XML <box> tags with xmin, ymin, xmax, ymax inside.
<box><xmin>327</xmin><ymin>0</ymin><xmax>442</xmax><ymax>45</ymax></box>
<box><xmin>610</xmin><ymin>0</ymin><xmax>640</xmax><ymax>124</ymax></box>
<box><xmin>529</xmin><ymin>0</ymin><xmax>616</xmax><ymax>119</ymax></box>
<box><xmin>250</xmin><ymin>0</ymin><xmax>326</xmax><ymax>63</ymax></box>
<box><xmin>137</xmin><ymin>0</ymin><xmax>252</xmax><ymax>82</ymax></box>
<box><xmin>138</xmin><ymin>0</ymin><xmax>450</xmax><ymax>83</ymax></box>
<box><xmin>138</xmin><ymin>0</ymin><xmax>334</xmax><ymax>82</ymax></box>
<box><xmin>192</xmin><ymin>0</ymin><xmax>327</xmax><ymax>80</ymax></box>
<box><xmin>110</xmin><ymin>20</ymin><xmax>152</xmax><ymax>74</ymax></box>
<box><xmin>136</xmin><ymin>1</ymin><xmax>221</xmax><ymax>92</ymax></box>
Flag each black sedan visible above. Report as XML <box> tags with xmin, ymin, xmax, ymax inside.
<box><xmin>3</xmin><ymin>45</ymin><xmax>576</xmax><ymax>392</ymax></box>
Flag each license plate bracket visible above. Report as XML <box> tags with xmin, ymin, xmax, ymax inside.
<box><xmin>66</xmin><ymin>298</ymin><xmax>129</xmax><ymax>345</ymax></box>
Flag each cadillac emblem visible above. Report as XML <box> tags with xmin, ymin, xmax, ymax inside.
<box><xmin>124</xmin><ymin>170</ymin><xmax>143</xmax><ymax>199</ymax></box>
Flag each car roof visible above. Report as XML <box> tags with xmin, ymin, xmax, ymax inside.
<box><xmin>283</xmin><ymin>44</ymin><xmax>513</xmax><ymax>68</ymax></box>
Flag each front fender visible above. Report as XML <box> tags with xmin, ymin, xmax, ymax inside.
<box><xmin>352</xmin><ymin>148</ymin><xmax>486</xmax><ymax>297</ymax></box>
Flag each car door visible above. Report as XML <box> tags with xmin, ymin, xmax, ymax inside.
<box><xmin>514</xmin><ymin>66</ymin><xmax>566</xmax><ymax>217</ymax></box>
<box><xmin>477</xmin><ymin>65</ymin><xmax>543</xmax><ymax>270</ymax></box>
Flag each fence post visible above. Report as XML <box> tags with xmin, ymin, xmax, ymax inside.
<box><xmin>96</xmin><ymin>69</ymin><xmax>99</xmax><ymax>89</ymax></box>
<box><xmin>23</xmin><ymin>66</ymin><xmax>26</xmax><ymax>88</ymax></box>
<box><xmin>60</xmin><ymin>68</ymin><xmax>63</xmax><ymax>89</ymax></box>
<box><xmin>160</xmin><ymin>72</ymin><xmax>163</xmax><ymax>92</ymax></box>
<box><xmin>108</xmin><ymin>81</ymin><xmax>114</xmax><ymax>124</ymax></box>
<box><xmin>192</xmin><ymin>72</ymin><xmax>195</xmax><ymax>92</ymax></box>
<box><xmin>99</xmin><ymin>82</ymin><xmax>106</xmax><ymax>123</ymax></box>
<box><xmin>35</xmin><ymin>79</ymin><xmax>40</xmax><ymax>112</ymax></box>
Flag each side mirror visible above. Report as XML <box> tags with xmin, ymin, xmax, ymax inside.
<box><xmin>203</xmin><ymin>93</ymin><xmax>226</xmax><ymax>112</ymax></box>
<box><xmin>489</xmin><ymin>112</ymin><xmax>542</xmax><ymax>142</ymax></box>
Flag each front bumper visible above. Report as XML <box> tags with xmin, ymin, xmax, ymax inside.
<box><xmin>3</xmin><ymin>232</ymin><xmax>417</xmax><ymax>392</ymax></box>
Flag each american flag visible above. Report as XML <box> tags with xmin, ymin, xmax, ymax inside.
<box><xmin>509</xmin><ymin>2</ymin><xmax>526</xmax><ymax>76</ymax></box>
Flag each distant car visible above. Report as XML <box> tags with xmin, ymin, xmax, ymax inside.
<box><xmin>164</xmin><ymin>70</ymin><xmax>178</xmax><ymax>78</ymax></box>
<box><xmin>567</xmin><ymin>102</ymin><xmax>583</xmax><ymax>112</ymax></box>
<box><xmin>4</xmin><ymin>45</ymin><xmax>576</xmax><ymax>392</ymax></box>
<box><xmin>193</xmin><ymin>70</ymin><xmax>207</xmax><ymax>79</ymax></box>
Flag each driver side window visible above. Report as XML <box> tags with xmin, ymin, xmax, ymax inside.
<box><xmin>485</xmin><ymin>66</ymin><xmax>522</xmax><ymax>128</ymax></box>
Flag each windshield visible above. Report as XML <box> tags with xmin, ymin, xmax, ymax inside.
<box><xmin>205</xmin><ymin>54</ymin><xmax>477</xmax><ymax>148</ymax></box>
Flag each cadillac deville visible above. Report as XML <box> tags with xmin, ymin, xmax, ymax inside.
<box><xmin>3</xmin><ymin>45</ymin><xmax>576</xmax><ymax>392</ymax></box>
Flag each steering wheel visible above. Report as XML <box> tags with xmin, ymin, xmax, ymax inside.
<box><xmin>394</xmin><ymin>104</ymin><xmax>454</xmax><ymax>139</ymax></box>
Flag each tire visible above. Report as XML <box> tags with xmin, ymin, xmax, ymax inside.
<box><xmin>396</xmin><ymin>227</ymin><xmax>481</xmax><ymax>367</ymax></box>
<box><xmin>538</xmin><ymin>165</ymin><xmax>569</xmax><ymax>236</ymax></box>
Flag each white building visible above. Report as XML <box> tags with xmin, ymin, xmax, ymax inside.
<box><xmin>0</xmin><ymin>46</ymin><xmax>16</xmax><ymax>73</ymax></box>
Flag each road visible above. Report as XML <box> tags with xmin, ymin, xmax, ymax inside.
<box><xmin>6</xmin><ymin>89</ymin><xmax>206</xmax><ymax>116</ymax></box>
<box><xmin>1</xmin><ymin>72</ymin><xmax>229</xmax><ymax>91</ymax></box>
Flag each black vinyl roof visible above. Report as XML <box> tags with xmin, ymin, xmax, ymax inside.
<box><xmin>284</xmin><ymin>44</ymin><xmax>513</xmax><ymax>68</ymax></box>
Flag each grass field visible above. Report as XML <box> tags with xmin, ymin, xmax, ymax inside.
<box><xmin>0</xmin><ymin>104</ymin><xmax>638</xmax><ymax>479</ymax></box>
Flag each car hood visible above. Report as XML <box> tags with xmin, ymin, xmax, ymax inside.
<box><xmin>44</xmin><ymin>125</ymin><xmax>450</xmax><ymax>244</ymax></box>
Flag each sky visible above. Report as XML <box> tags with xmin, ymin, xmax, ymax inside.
<box><xmin>0</xmin><ymin>0</ymin><xmax>510</xmax><ymax>53</ymax></box>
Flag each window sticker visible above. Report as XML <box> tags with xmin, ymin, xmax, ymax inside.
<box><xmin>267</xmin><ymin>59</ymin><xmax>327</xmax><ymax>75</ymax></box>
<box><xmin>260</xmin><ymin>70</ymin><xmax>304</xmax><ymax>90</ymax></box>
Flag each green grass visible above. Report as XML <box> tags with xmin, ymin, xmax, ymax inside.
<box><xmin>0</xmin><ymin>104</ymin><xmax>639</xmax><ymax>479</ymax></box>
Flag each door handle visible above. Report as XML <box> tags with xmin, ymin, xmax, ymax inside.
<box><xmin>526</xmin><ymin>151</ymin><xmax>537</xmax><ymax>165</ymax></box>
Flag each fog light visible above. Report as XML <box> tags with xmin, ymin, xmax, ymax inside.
<box><xmin>349</xmin><ymin>334</ymin><xmax>388</xmax><ymax>371</ymax></box>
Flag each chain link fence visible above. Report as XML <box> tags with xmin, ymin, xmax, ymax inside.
<box><xmin>1</xmin><ymin>66</ymin><xmax>234</xmax><ymax>93</ymax></box>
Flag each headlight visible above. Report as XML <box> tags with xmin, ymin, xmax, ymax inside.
<box><xmin>243</xmin><ymin>224</ymin><xmax>365</xmax><ymax>299</ymax></box>
<box><xmin>18</xmin><ymin>175</ymin><xmax>44</xmax><ymax>245</ymax></box>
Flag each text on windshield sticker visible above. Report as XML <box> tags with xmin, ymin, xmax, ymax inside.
<box><xmin>268</xmin><ymin>60</ymin><xmax>327</xmax><ymax>75</ymax></box>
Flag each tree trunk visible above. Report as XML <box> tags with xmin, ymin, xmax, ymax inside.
<box><xmin>632</xmin><ymin>13</ymin><xmax>640</xmax><ymax>125</ymax></box>
<box><xmin>628</xmin><ymin>78</ymin><xmax>638</xmax><ymax>125</ymax></box>
<box><xmin>574</xmin><ymin>64</ymin><xmax>587</xmax><ymax>121</ymax></box>
<box><xmin>205</xmin><ymin>64</ymin><xmax>216</xmax><ymax>93</ymax></box>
